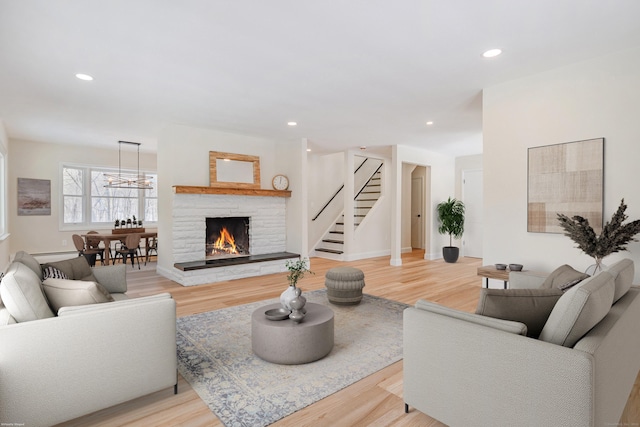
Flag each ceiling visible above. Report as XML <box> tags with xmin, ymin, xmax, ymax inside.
<box><xmin>1</xmin><ymin>1</ymin><xmax>640</xmax><ymax>157</ymax></box>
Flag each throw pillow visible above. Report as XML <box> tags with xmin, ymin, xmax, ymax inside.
<box><xmin>0</xmin><ymin>262</ymin><xmax>55</xmax><ymax>322</ymax></box>
<box><xmin>540</xmin><ymin>264</ymin><xmax>590</xmax><ymax>290</ymax></box>
<box><xmin>42</xmin><ymin>278</ymin><xmax>114</xmax><ymax>312</ymax></box>
<box><xmin>45</xmin><ymin>256</ymin><xmax>97</xmax><ymax>282</ymax></box>
<box><xmin>475</xmin><ymin>288</ymin><xmax>564</xmax><ymax>337</ymax></box>
<box><xmin>12</xmin><ymin>250</ymin><xmax>44</xmax><ymax>280</ymax></box>
<box><xmin>42</xmin><ymin>265</ymin><xmax>69</xmax><ymax>280</ymax></box>
<box><xmin>538</xmin><ymin>271</ymin><xmax>615</xmax><ymax>347</ymax></box>
<box><xmin>557</xmin><ymin>277</ymin><xmax>584</xmax><ymax>292</ymax></box>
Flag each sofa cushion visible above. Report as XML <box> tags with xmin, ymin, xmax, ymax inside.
<box><xmin>539</xmin><ymin>271</ymin><xmax>615</xmax><ymax>347</ymax></box>
<box><xmin>0</xmin><ymin>262</ymin><xmax>55</xmax><ymax>322</ymax></box>
<box><xmin>475</xmin><ymin>288</ymin><xmax>564</xmax><ymax>337</ymax></box>
<box><xmin>605</xmin><ymin>259</ymin><xmax>634</xmax><ymax>303</ymax></box>
<box><xmin>45</xmin><ymin>256</ymin><xmax>97</xmax><ymax>282</ymax></box>
<box><xmin>13</xmin><ymin>250</ymin><xmax>44</xmax><ymax>281</ymax></box>
<box><xmin>0</xmin><ymin>303</ymin><xmax>17</xmax><ymax>325</ymax></box>
<box><xmin>540</xmin><ymin>264</ymin><xmax>590</xmax><ymax>290</ymax></box>
<box><xmin>42</xmin><ymin>278</ymin><xmax>114</xmax><ymax>312</ymax></box>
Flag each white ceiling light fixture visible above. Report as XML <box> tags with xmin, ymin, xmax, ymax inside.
<box><xmin>482</xmin><ymin>48</ymin><xmax>503</xmax><ymax>58</ymax></box>
<box><xmin>287</xmin><ymin>121</ymin><xmax>297</xmax><ymax>126</ymax></box>
<box><xmin>426</xmin><ymin>121</ymin><xmax>434</xmax><ymax>126</ymax></box>
<box><xmin>104</xmin><ymin>141</ymin><xmax>153</xmax><ymax>190</ymax></box>
<box><xmin>75</xmin><ymin>73</ymin><xmax>94</xmax><ymax>81</ymax></box>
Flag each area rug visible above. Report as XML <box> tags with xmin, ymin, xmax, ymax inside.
<box><xmin>176</xmin><ymin>289</ymin><xmax>408</xmax><ymax>427</ymax></box>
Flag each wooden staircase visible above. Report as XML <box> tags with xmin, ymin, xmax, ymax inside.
<box><xmin>315</xmin><ymin>171</ymin><xmax>382</xmax><ymax>256</ymax></box>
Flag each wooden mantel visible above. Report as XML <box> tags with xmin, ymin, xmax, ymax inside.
<box><xmin>173</xmin><ymin>185</ymin><xmax>291</xmax><ymax>198</ymax></box>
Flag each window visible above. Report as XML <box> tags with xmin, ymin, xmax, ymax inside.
<box><xmin>62</xmin><ymin>164</ymin><xmax>157</xmax><ymax>229</ymax></box>
<box><xmin>0</xmin><ymin>146</ymin><xmax>7</xmax><ymax>239</ymax></box>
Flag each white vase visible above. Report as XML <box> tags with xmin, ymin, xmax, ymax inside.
<box><xmin>280</xmin><ymin>285</ymin><xmax>299</xmax><ymax>310</ymax></box>
<box><xmin>585</xmin><ymin>261</ymin><xmax>607</xmax><ymax>276</ymax></box>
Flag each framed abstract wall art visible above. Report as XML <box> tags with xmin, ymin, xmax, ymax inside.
<box><xmin>527</xmin><ymin>138</ymin><xmax>604</xmax><ymax>234</ymax></box>
<box><xmin>17</xmin><ymin>178</ymin><xmax>51</xmax><ymax>216</ymax></box>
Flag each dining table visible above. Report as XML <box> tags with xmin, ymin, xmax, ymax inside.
<box><xmin>81</xmin><ymin>231</ymin><xmax>158</xmax><ymax>265</ymax></box>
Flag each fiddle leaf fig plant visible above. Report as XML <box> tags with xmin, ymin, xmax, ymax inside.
<box><xmin>437</xmin><ymin>197</ymin><xmax>465</xmax><ymax>246</ymax></box>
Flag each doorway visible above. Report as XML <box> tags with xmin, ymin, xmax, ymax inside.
<box><xmin>411</xmin><ymin>176</ymin><xmax>424</xmax><ymax>249</ymax></box>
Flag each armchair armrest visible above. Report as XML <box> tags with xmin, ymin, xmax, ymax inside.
<box><xmin>415</xmin><ymin>299</ymin><xmax>527</xmax><ymax>336</ymax></box>
<box><xmin>91</xmin><ymin>263</ymin><xmax>127</xmax><ymax>293</ymax></box>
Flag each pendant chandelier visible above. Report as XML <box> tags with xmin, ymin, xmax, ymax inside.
<box><xmin>104</xmin><ymin>140</ymin><xmax>153</xmax><ymax>190</ymax></box>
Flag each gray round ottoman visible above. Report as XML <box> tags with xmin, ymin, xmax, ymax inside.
<box><xmin>325</xmin><ymin>266</ymin><xmax>365</xmax><ymax>305</ymax></box>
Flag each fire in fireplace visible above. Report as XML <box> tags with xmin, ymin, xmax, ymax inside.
<box><xmin>205</xmin><ymin>217</ymin><xmax>250</xmax><ymax>259</ymax></box>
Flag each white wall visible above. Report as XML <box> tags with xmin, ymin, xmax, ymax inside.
<box><xmin>0</xmin><ymin>121</ymin><xmax>9</xmax><ymax>270</ymax></box>
<box><xmin>391</xmin><ymin>145</ymin><xmax>455</xmax><ymax>264</ymax></box>
<box><xmin>307</xmin><ymin>151</ymin><xmax>345</xmax><ymax>248</ymax></box>
<box><xmin>7</xmin><ymin>138</ymin><xmax>156</xmax><ymax>257</ymax></box>
<box><xmin>157</xmin><ymin>124</ymin><xmax>305</xmax><ymax>273</ymax></box>
<box><xmin>483</xmin><ymin>46</ymin><xmax>640</xmax><ymax>282</ymax></box>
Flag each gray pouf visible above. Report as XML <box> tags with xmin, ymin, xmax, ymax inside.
<box><xmin>325</xmin><ymin>267</ymin><xmax>365</xmax><ymax>305</ymax></box>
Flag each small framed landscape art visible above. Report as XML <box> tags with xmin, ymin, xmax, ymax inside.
<box><xmin>17</xmin><ymin>178</ymin><xmax>51</xmax><ymax>216</ymax></box>
<box><xmin>527</xmin><ymin>138</ymin><xmax>604</xmax><ymax>234</ymax></box>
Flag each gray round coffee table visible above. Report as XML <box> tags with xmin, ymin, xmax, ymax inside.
<box><xmin>251</xmin><ymin>302</ymin><xmax>334</xmax><ymax>364</ymax></box>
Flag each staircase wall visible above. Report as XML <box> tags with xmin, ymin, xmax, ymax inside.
<box><xmin>308</xmin><ymin>152</ymin><xmax>346</xmax><ymax>248</ymax></box>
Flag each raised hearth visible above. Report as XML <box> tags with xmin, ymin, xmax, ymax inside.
<box><xmin>175</xmin><ymin>252</ymin><xmax>299</xmax><ymax>271</ymax></box>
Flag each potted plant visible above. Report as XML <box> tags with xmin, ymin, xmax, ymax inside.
<box><xmin>280</xmin><ymin>258</ymin><xmax>314</xmax><ymax>309</ymax></box>
<box><xmin>436</xmin><ymin>197</ymin><xmax>465</xmax><ymax>263</ymax></box>
<box><xmin>557</xmin><ymin>198</ymin><xmax>640</xmax><ymax>273</ymax></box>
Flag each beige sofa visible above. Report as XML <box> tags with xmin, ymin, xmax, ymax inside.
<box><xmin>404</xmin><ymin>259</ymin><xmax>640</xmax><ymax>427</ymax></box>
<box><xmin>0</xmin><ymin>252</ymin><xmax>177</xmax><ymax>427</ymax></box>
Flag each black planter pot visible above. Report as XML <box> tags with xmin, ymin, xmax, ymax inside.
<box><xmin>442</xmin><ymin>246</ymin><xmax>459</xmax><ymax>263</ymax></box>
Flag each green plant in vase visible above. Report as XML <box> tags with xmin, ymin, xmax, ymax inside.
<box><xmin>280</xmin><ymin>258</ymin><xmax>314</xmax><ymax>310</ymax></box>
<box><xmin>436</xmin><ymin>197</ymin><xmax>465</xmax><ymax>263</ymax></box>
<box><xmin>557</xmin><ymin>199</ymin><xmax>640</xmax><ymax>273</ymax></box>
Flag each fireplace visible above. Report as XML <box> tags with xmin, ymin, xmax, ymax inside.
<box><xmin>205</xmin><ymin>217</ymin><xmax>250</xmax><ymax>259</ymax></box>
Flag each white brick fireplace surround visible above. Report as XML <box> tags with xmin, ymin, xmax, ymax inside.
<box><xmin>165</xmin><ymin>187</ymin><xmax>296</xmax><ymax>286</ymax></box>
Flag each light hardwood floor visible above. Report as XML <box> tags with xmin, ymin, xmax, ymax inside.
<box><xmin>62</xmin><ymin>251</ymin><xmax>640</xmax><ymax>426</ymax></box>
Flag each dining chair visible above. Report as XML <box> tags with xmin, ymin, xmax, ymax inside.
<box><xmin>72</xmin><ymin>234</ymin><xmax>101</xmax><ymax>267</ymax></box>
<box><xmin>86</xmin><ymin>230</ymin><xmax>106</xmax><ymax>265</ymax></box>
<box><xmin>145</xmin><ymin>236</ymin><xmax>158</xmax><ymax>265</ymax></box>
<box><xmin>114</xmin><ymin>233</ymin><xmax>142</xmax><ymax>269</ymax></box>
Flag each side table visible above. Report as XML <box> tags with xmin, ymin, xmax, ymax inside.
<box><xmin>477</xmin><ymin>265</ymin><xmax>511</xmax><ymax>289</ymax></box>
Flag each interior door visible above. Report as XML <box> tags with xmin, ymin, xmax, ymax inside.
<box><xmin>462</xmin><ymin>169</ymin><xmax>483</xmax><ymax>258</ymax></box>
<box><xmin>411</xmin><ymin>176</ymin><xmax>424</xmax><ymax>249</ymax></box>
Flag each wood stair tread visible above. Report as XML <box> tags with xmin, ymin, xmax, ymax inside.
<box><xmin>316</xmin><ymin>248</ymin><xmax>344</xmax><ymax>255</ymax></box>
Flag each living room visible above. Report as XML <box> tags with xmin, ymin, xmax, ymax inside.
<box><xmin>2</xmin><ymin>2</ymin><xmax>640</xmax><ymax>426</ymax></box>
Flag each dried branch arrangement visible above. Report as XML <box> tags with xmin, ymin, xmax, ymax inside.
<box><xmin>557</xmin><ymin>199</ymin><xmax>640</xmax><ymax>270</ymax></box>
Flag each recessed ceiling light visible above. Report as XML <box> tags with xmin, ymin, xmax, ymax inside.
<box><xmin>426</xmin><ymin>121</ymin><xmax>434</xmax><ymax>126</ymax></box>
<box><xmin>287</xmin><ymin>122</ymin><xmax>297</xmax><ymax>126</ymax></box>
<box><xmin>75</xmin><ymin>73</ymin><xmax>94</xmax><ymax>81</ymax></box>
<box><xmin>306</xmin><ymin>148</ymin><xmax>311</xmax><ymax>152</ymax></box>
<box><xmin>482</xmin><ymin>49</ymin><xmax>502</xmax><ymax>58</ymax></box>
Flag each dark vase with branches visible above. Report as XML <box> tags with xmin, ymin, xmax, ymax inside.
<box><xmin>557</xmin><ymin>199</ymin><xmax>640</xmax><ymax>273</ymax></box>
<box><xmin>437</xmin><ymin>197</ymin><xmax>465</xmax><ymax>263</ymax></box>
